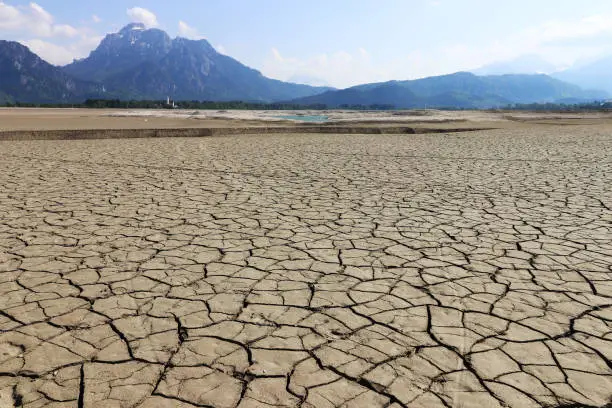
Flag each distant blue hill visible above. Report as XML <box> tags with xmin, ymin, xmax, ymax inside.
<box><xmin>552</xmin><ymin>55</ymin><xmax>612</xmax><ymax>95</ymax></box>
<box><xmin>471</xmin><ymin>55</ymin><xmax>557</xmax><ymax>76</ymax></box>
<box><xmin>289</xmin><ymin>72</ymin><xmax>608</xmax><ymax>108</ymax></box>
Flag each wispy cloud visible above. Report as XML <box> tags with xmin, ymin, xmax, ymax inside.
<box><xmin>23</xmin><ymin>36</ymin><xmax>102</xmax><ymax>65</ymax></box>
<box><xmin>178</xmin><ymin>20</ymin><xmax>203</xmax><ymax>39</ymax></box>
<box><xmin>127</xmin><ymin>7</ymin><xmax>158</xmax><ymax>27</ymax></box>
<box><xmin>263</xmin><ymin>47</ymin><xmax>386</xmax><ymax>88</ymax></box>
<box><xmin>264</xmin><ymin>12</ymin><xmax>612</xmax><ymax>87</ymax></box>
<box><xmin>0</xmin><ymin>2</ymin><xmax>79</xmax><ymax>38</ymax></box>
<box><xmin>0</xmin><ymin>1</ymin><xmax>102</xmax><ymax>65</ymax></box>
<box><xmin>536</xmin><ymin>15</ymin><xmax>612</xmax><ymax>43</ymax></box>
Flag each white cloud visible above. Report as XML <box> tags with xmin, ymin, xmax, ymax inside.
<box><xmin>29</xmin><ymin>2</ymin><xmax>52</xmax><ymax>23</ymax></box>
<box><xmin>262</xmin><ymin>12</ymin><xmax>612</xmax><ymax>88</ymax></box>
<box><xmin>271</xmin><ymin>47</ymin><xmax>284</xmax><ymax>62</ymax></box>
<box><xmin>23</xmin><ymin>39</ymin><xmax>78</xmax><ymax>65</ymax></box>
<box><xmin>464</xmin><ymin>15</ymin><xmax>612</xmax><ymax>69</ymax></box>
<box><xmin>422</xmin><ymin>15</ymin><xmax>612</xmax><ymax>76</ymax></box>
<box><xmin>0</xmin><ymin>2</ymin><xmax>20</xmax><ymax>25</ymax></box>
<box><xmin>216</xmin><ymin>44</ymin><xmax>227</xmax><ymax>54</ymax></box>
<box><xmin>53</xmin><ymin>24</ymin><xmax>79</xmax><ymax>38</ymax></box>
<box><xmin>92</xmin><ymin>14</ymin><xmax>101</xmax><ymax>23</ymax></box>
<box><xmin>263</xmin><ymin>47</ymin><xmax>387</xmax><ymax>88</ymax></box>
<box><xmin>264</xmin><ymin>44</ymin><xmax>505</xmax><ymax>88</ymax></box>
<box><xmin>22</xmin><ymin>35</ymin><xmax>103</xmax><ymax>65</ymax></box>
<box><xmin>0</xmin><ymin>2</ymin><xmax>79</xmax><ymax>38</ymax></box>
<box><xmin>537</xmin><ymin>15</ymin><xmax>612</xmax><ymax>43</ymax></box>
<box><xmin>127</xmin><ymin>7</ymin><xmax>158</xmax><ymax>27</ymax></box>
<box><xmin>178</xmin><ymin>20</ymin><xmax>203</xmax><ymax>39</ymax></box>
<box><xmin>0</xmin><ymin>1</ymin><xmax>103</xmax><ymax>65</ymax></box>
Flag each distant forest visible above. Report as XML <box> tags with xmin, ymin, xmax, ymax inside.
<box><xmin>2</xmin><ymin>98</ymin><xmax>612</xmax><ymax>111</ymax></box>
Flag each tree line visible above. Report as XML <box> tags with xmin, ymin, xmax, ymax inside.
<box><xmin>2</xmin><ymin>99</ymin><xmax>396</xmax><ymax>110</ymax></box>
<box><xmin>499</xmin><ymin>101</ymin><xmax>612</xmax><ymax>111</ymax></box>
<box><xmin>3</xmin><ymin>99</ymin><xmax>612</xmax><ymax>111</ymax></box>
<box><xmin>1</xmin><ymin>99</ymin><xmax>327</xmax><ymax>110</ymax></box>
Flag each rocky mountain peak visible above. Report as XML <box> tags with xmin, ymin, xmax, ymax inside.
<box><xmin>119</xmin><ymin>22</ymin><xmax>146</xmax><ymax>34</ymax></box>
<box><xmin>104</xmin><ymin>23</ymin><xmax>171</xmax><ymax>48</ymax></box>
<box><xmin>63</xmin><ymin>23</ymin><xmax>172</xmax><ymax>82</ymax></box>
<box><xmin>0</xmin><ymin>40</ymin><xmax>33</xmax><ymax>61</ymax></box>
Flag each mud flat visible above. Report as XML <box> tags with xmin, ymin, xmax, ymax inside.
<box><xmin>2</xmin><ymin>107</ymin><xmax>612</xmax><ymax>132</ymax></box>
<box><xmin>0</xmin><ymin>114</ymin><xmax>611</xmax><ymax>407</ymax></box>
<box><xmin>6</xmin><ymin>107</ymin><xmax>609</xmax><ymax>131</ymax></box>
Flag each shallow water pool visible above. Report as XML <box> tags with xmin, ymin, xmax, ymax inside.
<box><xmin>275</xmin><ymin>115</ymin><xmax>329</xmax><ymax>122</ymax></box>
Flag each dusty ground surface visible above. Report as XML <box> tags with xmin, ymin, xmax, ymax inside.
<box><xmin>0</xmin><ymin>108</ymin><xmax>275</xmax><ymax>131</ymax></box>
<box><xmin>4</xmin><ymin>107</ymin><xmax>612</xmax><ymax>131</ymax></box>
<box><xmin>0</xmin><ymin>116</ymin><xmax>611</xmax><ymax>407</ymax></box>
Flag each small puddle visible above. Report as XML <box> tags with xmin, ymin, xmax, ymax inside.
<box><xmin>275</xmin><ymin>115</ymin><xmax>329</xmax><ymax>123</ymax></box>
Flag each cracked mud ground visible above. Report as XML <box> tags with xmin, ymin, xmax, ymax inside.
<box><xmin>0</xmin><ymin>125</ymin><xmax>611</xmax><ymax>408</ymax></box>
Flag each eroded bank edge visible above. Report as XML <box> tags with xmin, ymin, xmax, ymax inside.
<box><xmin>0</xmin><ymin>126</ymin><xmax>494</xmax><ymax>141</ymax></box>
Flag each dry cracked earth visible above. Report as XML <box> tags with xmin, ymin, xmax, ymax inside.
<box><xmin>0</xmin><ymin>125</ymin><xmax>611</xmax><ymax>408</ymax></box>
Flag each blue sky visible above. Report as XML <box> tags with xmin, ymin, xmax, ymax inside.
<box><xmin>2</xmin><ymin>0</ymin><xmax>612</xmax><ymax>87</ymax></box>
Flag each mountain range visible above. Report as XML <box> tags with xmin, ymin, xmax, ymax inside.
<box><xmin>289</xmin><ymin>72</ymin><xmax>606</xmax><ymax>109</ymax></box>
<box><xmin>0</xmin><ymin>23</ymin><xmax>609</xmax><ymax>107</ymax></box>
<box><xmin>0</xmin><ymin>23</ymin><xmax>331</xmax><ymax>104</ymax></box>
<box><xmin>471</xmin><ymin>55</ymin><xmax>558</xmax><ymax>76</ymax></box>
<box><xmin>0</xmin><ymin>40</ymin><xmax>104</xmax><ymax>104</ymax></box>
<box><xmin>552</xmin><ymin>57</ymin><xmax>612</xmax><ymax>95</ymax></box>
<box><xmin>473</xmin><ymin>54</ymin><xmax>612</xmax><ymax>96</ymax></box>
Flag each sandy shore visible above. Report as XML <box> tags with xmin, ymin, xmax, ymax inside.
<box><xmin>0</xmin><ymin>112</ymin><xmax>611</xmax><ymax>407</ymax></box>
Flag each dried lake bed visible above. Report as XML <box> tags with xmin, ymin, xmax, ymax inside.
<box><xmin>0</xmin><ymin>110</ymin><xmax>611</xmax><ymax>407</ymax></box>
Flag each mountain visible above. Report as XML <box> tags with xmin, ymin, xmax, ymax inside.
<box><xmin>62</xmin><ymin>23</ymin><xmax>331</xmax><ymax>102</ymax></box>
<box><xmin>288</xmin><ymin>74</ymin><xmax>331</xmax><ymax>87</ymax></box>
<box><xmin>0</xmin><ymin>40</ymin><xmax>104</xmax><ymax>103</ymax></box>
<box><xmin>289</xmin><ymin>72</ymin><xmax>607</xmax><ymax>109</ymax></box>
<box><xmin>472</xmin><ymin>55</ymin><xmax>557</xmax><ymax>75</ymax></box>
<box><xmin>64</xmin><ymin>23</ymin><xmax>172</xmax><ymax>82</ymax></box>
<box><xmin>553</xmin><ymin>56</ymin><xmax>612</xmax><ymax>95</ymax></box>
